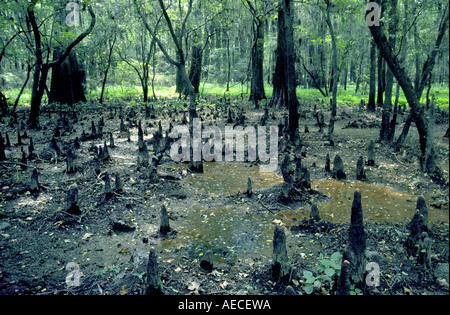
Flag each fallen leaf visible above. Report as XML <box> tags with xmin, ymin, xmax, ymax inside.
<box><xmin>211</xmin><ymin>270</ymin><xmax>222</xmax><ymax>277</ymax></box>
<box><xmin>272</xmin><ymin>219</ymin><xmax>284</xmax><ymax>226</ymax></box>
<box><xmin>219</xmin><ymin>281</ymin><xmax>229</xmax><ymax>290</ymax></box>
<box><xmin>82</xmin><ymin>233</ymin><xmax>93</xmax><ymax>240</ymax></box>
<box><xmin>187</xmin><ymin>281</ymin><xmax>200</xmax><ymax>293</ymax></box>
<box><xmin>120</xmin><ymin>285</ymin><xmax>129</xmax><ymax>295</ymax></box>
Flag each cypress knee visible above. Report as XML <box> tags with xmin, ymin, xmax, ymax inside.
<box><xmin>332</xmin><ymin>154</ymin><xmax>347</xmax><ymax>180</ymax></box>
<box><xmin>347</xmin><ymin>189</ymin><xmax>367</xmax><ymax>286</ymax></box>
<box><xmin>30</xmin><ymin>168</ymin><xmax>39</xmax><ymax>192</ymax></box>
<box><xmin>325</xmin><ymin>153</ymin><xmax>331</xmax><ymax>173</ymax></box>
<box><xmin>310</xmin><ymin>203</ymin><xmax>321</xmax><ymax>222</ymax></box>
<box><xmin>104</xmin><ymin>171</ymin><xmax>113</xmax><ymax>199</ymax></box>
<box><xmin>66</xmin><ymin>148</ymin><xmax>75</xmax><ymax>174</ymax></box>
<box><xmin>356</xmin><ymin>156</ymin><xmax>366</xmax><ymax>181</ymax></box>
<box><xmin>65</xmin><ymin>185</ymin><xmax>81</xmax><ymax>215</ymax></box>
<box><xmin>146</xmin><ymin>249</ymin><xmax>163</xmax><ymax>295</ymax></box>
<box><xmin>0</xmin><ymin>135</ymin><xmax>6</xmax><ymax>161</ymax></box>
<box><xmin>246</xmin><ymin>177</ymin><xmax>253</xmax><ymax>197</ymax></box>
<box><xmin>160</xmin><ymin>205</ymin><xmax>171</xmax><ymax>235</ymax></box>
<box><xmin>200</xmin><ymin>250</ymin><xmax>214</xmax><ymax>272</ymax></box>
<box><xmin>367</xmin><ymin>140</ymin><xmax>375</xmax><ymax>166</ymax></box>
<box><xmin>272</xmin><ymin>225</ymin><xmax>290</xmax><ymax>281</ymax></box>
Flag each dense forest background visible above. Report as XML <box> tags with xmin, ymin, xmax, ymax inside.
<box><xmin>1</xmin><ymin>0</ymin><xmax>448</xmax><ymax>113</ymax></box>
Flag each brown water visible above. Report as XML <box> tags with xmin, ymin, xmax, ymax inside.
<box><xmin>180</xmin><ymin>162</ymin><xmax>448</xmax><ymax>224</ymax></box>
<box><xmin>159</xmin><ymin>162</ymin><xmax>449</xmax><ymax>263</ymax></box>
<box><xmin>183</xmin><ymin>162</ymin><xmax>284</xmax><ymax>195</ymax></box>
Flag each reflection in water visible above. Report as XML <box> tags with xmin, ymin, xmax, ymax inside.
<box><xmin>184</xmin><ymin>162</ymin><xmax>284</xmax><ymax>195</ymax></box>
<box><xmin>312</xmin><ymin>180</ymin><xmax>448</xmax><ymax>224</ymax></box>
<box><xmin>159</xmin><ymin>162</ymin><xmax>448</xmax><ymax>263</ymax></box>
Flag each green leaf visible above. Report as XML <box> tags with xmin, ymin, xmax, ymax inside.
<box><xmin>303</xmin><ymin>270</ymin><xmax>313</xmax><ymax>279</ymax></box>
<box><xmin>331</xmin><ymin>251</ymin><xmax>342</xmax><ymax>262</ymax></box>
<box><xmin>325</xmin><ymin>267</ymin><xmax>335</xmax><ymax>277</ymax></box>
<box><xmin>304</xmin><ymin>284</ymin><xmax>314</xmax><ymax>295</ymax></box>
<box><xmin>319</xmin><ymin>259</ymin><xmax>333</xmax><ymax>267</ymax></box>
<box><xmin>313</xmin><ymin>280</ymin><xmax>322</xmax><ymax>289</ymax></box>
<box><xmin>333</xmin><ymin>263</ymin><xmax>341</xmax><ymax>270</ymax></box>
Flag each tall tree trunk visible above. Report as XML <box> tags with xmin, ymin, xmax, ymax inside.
<box><xmin>379</xmin><ymin>0</ymin><xmax>397</xmax><ymax>142</ymax></box>
<box><xmin>271</xmin><ymin>0</ymin><xmax>300</xmax><ymax>142</ymax></box>
<box><xmin>376</xmin><ymin>52</ymin><xmax>384</xmax><ymax>107</ymax></box>
<box><xmin>249</xmin><ymin>17</ymin><xmax>266</xmax><ymax>105</ymax></box>
<box><xmin>354</xmin><ymin>50</ymin><xmax>364</xmax><ymax>94</ymax></box>
<box><xmin>282</xmin><ymin>0</ymin><xmax>299</xmax><ymax>141</ymax></box>
<box><xmin>367</xmin><ymin>39</ymin><xmax>376</xmax><ymax>112</ymax></box>
<box><xmin>50</xmin><ymin>50</ymin><xmax>87</xmax><ymax>105</ymax></box>
<box><xmin>325</xmin><ymin>1</ymin><xmax>337</xmax><ymax>142</ymax></box>
<box><xmin>188</xmin><ymin>32</ymin><xmax>202</xmax><ymax>94</ymax></box>
<box><xmin>49</xmin><ymin>2</ymin><xmax>87</xmax><ymax>105</ymax></box>
<box><xmin>99</xmin><ymin>33</ymin><xmax>117</xmax><ymax>104</ymax></box>
<box><xmin>269</xmin><ymin>6</ymin><xmax>286</xmax><ymax>109</ymax></box>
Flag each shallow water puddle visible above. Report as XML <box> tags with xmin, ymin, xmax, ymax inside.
<box><xmin>312</xmin><ymin>180</ymin><xmax>449</xmax><ymax>224</ymax></box>
<box><xmin>158</xmin><ymin>162</ymin><xmax>448</xmax><ymax>263</ymax></box>
<box><xmin>183</xmin><ymin>162</ymin><xmax>284</xmax><ymax>195</ymax></box>
<box><xmin>161</xmin><ymin>203</ymin><xmax>276</xmax><ymax>263</ymax></box>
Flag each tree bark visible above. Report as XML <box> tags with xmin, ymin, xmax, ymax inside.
<box><xmin>249</xmin><ymin>17</ymin><xmax>266</xmax><ymax>105</ymax></box>
<box><xmin>50</xmin><ymin>51</ymin><xmax>87</xmax><ymax>105</ymax></box>
<box><xmin>269</xmin><ymin>6</ymin><xmax>286</xmax><ymax>108</ymax></box>
<box><xmin>99</xmin><ymin>33</ymin><xmax>117</xmax><ymax>104</ymax></box>
<box><xmin>275</xmin><ymin>0</ymin><xmax>299</xmax><ymax>141</ymax></box>
<box><xmin>325</xmin><ymin>1</ymin><xmax>337</xmax><ymax>142</ymax></box>
<box><xmin>379</xmin><ymin>0</ymin><xmax>397</xmax><ymax>142</ymax></box>
<box><xmin>367</xmin><ymin>39</ymin><xmax>376</xmax><ymax>112</ymax></box>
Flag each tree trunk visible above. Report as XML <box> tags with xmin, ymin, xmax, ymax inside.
<box><xmin>29</xmin><ymin>64</ymin><xmax>49</xmax><ymax>129</ymax></box>
<box><xmin>325</xmin><ymin>2</ymin><xmax>338</xmax><ymax>142</ymax></box>
<box><xmin>49</xmin><ymin>2</ymin><xmax>87</xmax><ymax>105</ymax></box>
<box><xmin>249</xmin><ymin>17</ymin><xmax>266</xmax><ymax>105</ymax></box>
<box><xmin>50</xmin><ymin>50</ymin><xmax>87</xmax><ymax>105</ymax></box>
<box><xmin>99</xmin><ymin>33</ymin><xmax>117</xmax><ymax>104</ymax></box>
<box><xmin>367</xmin><ymin>39</ymin><xmax>376</xmax><ymax>112</ymax></box>
<box><xmin>269</xmin><ymin>6</ymin><xmax>286</xmax><ymax>109</ymax></box>
<box><xmin>189</xmin><ymin>40</ymin><xmax>202</xmax><ymax>94</ymax></box>
<box><xmin>379</xmin><ymin>0</ymin><xmax>397</xmax><ymax>142</ymax></box>
<box><xmin>376</xmin><ymin>52</ymin><xmax>384</xmax><ymax>108</ymax></box>
<box><xmin>282</xmin><ymin>0</ymin><xmax>299</xmax><ymax>141</ymax></box>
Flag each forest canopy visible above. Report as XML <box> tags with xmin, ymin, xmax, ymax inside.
<box><xmin>1</xmin><ymin>0</ymin><xmax>448</xmax><ymax>111</ymax></box>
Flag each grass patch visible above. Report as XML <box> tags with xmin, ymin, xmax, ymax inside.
<box><xmin>3</xmin><ymin>82</ymin><xmax>448</xmax><ymax>112</ymax></box>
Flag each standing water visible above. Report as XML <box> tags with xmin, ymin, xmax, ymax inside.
<box><xmin>159</xmin><ymin>162</ymin><xmax>448</xmax><ymax>263</ymax></box>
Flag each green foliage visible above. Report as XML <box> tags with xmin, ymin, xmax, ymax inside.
<box><xmin>350</xmin><ymin>284</ymin><xmax>363</xmax><ymax>295</ymax></box>
<box><xmin>300</xmin><ymin>251</ymin><xmax>342</xmax><ymax>295</ymax></box>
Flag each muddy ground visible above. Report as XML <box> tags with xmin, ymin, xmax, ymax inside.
<box><xmin>0</xmin><ymin>98</ymin><xmax>448</xmax><ymax>295</ymax></box>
